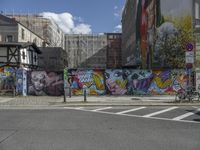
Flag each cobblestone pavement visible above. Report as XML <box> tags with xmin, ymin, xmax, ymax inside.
<box><xmin>0</xmin><ymin>95</ymin><xmax>200</xmax><ymax>107</ymax></box>
<box><xmin>0</xmin><ymin>96</ymin><xmax>63</xmax><ymax>106</ymax></box>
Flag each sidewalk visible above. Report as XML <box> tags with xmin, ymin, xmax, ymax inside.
<box><xmin>0</xmin><ymin>95</ymin><xmax>200</xmax><ymax>107</ymax></box>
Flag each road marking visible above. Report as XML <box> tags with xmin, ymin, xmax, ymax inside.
<box><xmin>143</xmin><ymin>107</ymin><xmax>178</xmax><ymax>117</ymax></box>
<box><xmin>0</xmin><ymin>98</ymin><xmax>14</xmax><ymax>103</ymax></box>
<box><xmin>64</xmin><ymin>107</ymin><xmax>83</xmax><ymax>110</ymax></box>
<box><xmin>172</xmin><ymin>108</ymin><xmax>200</xmax><ymax>121</ymax></box>
<box><xmin>73</xmin><ymin>107</ymin><xmax>200</xmax><ymax>124</ymax></box>
<box><xmin>116</xmin><ymin>107</ymin><xmax>146</xmax><ymax>114</ymax></box>
<box><xmin>92</xmin><ymin>107</ymin><xmax>112</xmax><ymax>112</ymax></box>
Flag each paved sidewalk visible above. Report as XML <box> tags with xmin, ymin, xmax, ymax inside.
<box><xmin>0</xmin><ymin>95</ymin><xmax>200</xmax><ymax>107</ymax></box>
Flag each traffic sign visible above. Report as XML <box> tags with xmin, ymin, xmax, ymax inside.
<box><xmin>186</xmin><ymin>51</ymin><xmax>194</xmax><ymax>63</ymax></box>
<box><xmin>186</xmin><ymin>43</ymin><xmax>193</xmax><ymax>51</ymax></box>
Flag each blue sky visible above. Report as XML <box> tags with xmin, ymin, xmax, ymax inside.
<box><xmin>0</xmin><ymin>0</ymin><xmax>125</xmax><ymax>34</ymax></box>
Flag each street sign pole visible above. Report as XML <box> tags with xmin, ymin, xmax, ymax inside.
<box><xmin>185</xmin><ymin>43</ymin><xmax>194</xmax><ymax>89</ymax></box>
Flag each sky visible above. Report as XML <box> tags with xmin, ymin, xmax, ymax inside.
<box><xmin>0</xmin><ymin>0</ymin><xmax>125</xmax><ymax>34</ymax></box>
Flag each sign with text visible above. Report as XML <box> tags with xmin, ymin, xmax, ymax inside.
<box><xmin>186</xmin><ymin>51</ymin><xmax>194</xmax><ymax>63</ymax></box>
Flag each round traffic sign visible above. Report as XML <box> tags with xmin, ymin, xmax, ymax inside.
<box><xmin>186</xmin><ymin>43</ymin><xmax>193</xmax><ymax>51</ymax></box>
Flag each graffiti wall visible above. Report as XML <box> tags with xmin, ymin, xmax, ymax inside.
<box><xmin>67</xmin><ymin>69</ymin><xmax>188</xmax><ymax>96</ymax></box>
<box><xmin>14</xmin><ymin>68</ymin><xmax>190</xmax><ymax>96</ymax></box>
<box><xmin>28</xmin><ymin>71</ymin><xmax>64</xmax><ymax>96</ymax></box>
<box><xmin>133</xmin><ymin>0</ymin><xmax>193</xmax><ymax>69</ymax></box>
<box><xmin>0</xmin><ymin>66</ymin><xmax>15</xmax><ymax>92</ymax></box>
<box><xmin>69</xmin><ymin>69</ymin><xmax>106</xmax><ymax>96</ymax></box>
<box><xmin>125</xmin><ymin>70</ymin><xmax>153</xmax><ymax>95</ymax></box>
<box><xmin>196</xmin><ymin>70</ymin><xmax>200</xmax><ymax>92</ymax></box>
<box><xmin>16</xmin><ymin>69</ymin><xmax>23</xmax><ymax>95</ymax></box>
<box><xmin>23</xmin><ymin>69</ymin><xmax>27</xmax><ymax>96</ymax></box>
<box><xmin>105</xmin><ymin>69</ymin><xmax>127</xmax><ymax>95</ymax></box>
<box><xmin>148</xmin><ymin>70</ymin><xmax>188</xmax><ymax>95</ymax></box>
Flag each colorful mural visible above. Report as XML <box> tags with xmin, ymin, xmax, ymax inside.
<box><xmin>23</xmin><ymin>69</ymin><xmax>27</xmax><ymax>96</ymax></box>
<box><xmin>69</xmin><ymin>69</ymin><xmax>106</xmax><ymax>96</ymax></box>
<box><xmin>28</xmin><ymin>71</ymin><xmax>64</xmax><ymax>96</ymax></box>
<box><xmin>105</xmin><ymin>69</ymin><xmax>127</xmax><ymax>95</ymax></box>
<box><xmin>125</xmin><ymin>70</ymin><xmax>153</xmax><ymax>95</ymax></box>
<box><xmin>0</xmin><ymin>67</ymin><xmax>15</xmax><ymax>92</ymax></box>
<box><xmin>1</xmin><ymin>68</ymin><xmax>188</xmax><ymax>96</ymax></box>
<box><xmin>148</xmin><ymin>70</ymin><xmax>188</xmax><ymax>95</ymax></box>
<box><xmin>196</xmin><ymin>71</ymin><xmax>200</xmax><ymax>92</ymax></box>
<box><xmin>16</xmin><ymin>69</ymin><xmax>23</xmax><ymax>95</ymax></box>
<box><xmin>134</xmin><ymin>0</ymin><xmax>193</xmax><ymax>69</ymax></box>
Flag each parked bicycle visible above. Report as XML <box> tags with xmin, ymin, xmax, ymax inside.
<box><xmin>175</xmin><ymin>87</ymin><xmax>200</xmax><ymax>102</ymax></box>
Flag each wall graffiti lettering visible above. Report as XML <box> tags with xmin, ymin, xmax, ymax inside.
<box><xmin>69</xmin><ymin>69</ymin><xmax>106</xmax><ymax>96</ymax></box>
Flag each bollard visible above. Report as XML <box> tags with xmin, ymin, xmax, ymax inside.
<box><xmin>83</xmin><ymin>85</ymin><xmax>87</xmax><ymax>102</ymax></box>
<box><xmin>63</xmin><ymin>89</ymin><xmax>66</xmax><ymax>103</ymax></box>
<box><xmin>69</xmin><ymin>87</ymin><xmax>72</xmax><ymax>98</ymax></box>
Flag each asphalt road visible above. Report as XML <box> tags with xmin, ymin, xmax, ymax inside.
<box><xmin>0</xmin><ymin>106</ymin><xmax>200</xmax><ymax>150</ymax></box>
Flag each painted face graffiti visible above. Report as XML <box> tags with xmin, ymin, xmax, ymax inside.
<box><xmin>28</xmin><ymin>71</ymin><xmax>63</xmax><ymax>96</ymax></box>
<box><xmin>105</xmin><ymin>70</ymin><xmax>127</xmax><ymax>95</ymax></box>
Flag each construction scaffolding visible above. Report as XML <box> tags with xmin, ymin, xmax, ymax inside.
<box><xmin>5</xmin><ymin>13</ymin><xmax>65</xmax><ymax>49</ymax></box>
<box><xmin>65</xmin><ymin>34</ymin><xmax>107</xmax><ymax>69</ymax></box>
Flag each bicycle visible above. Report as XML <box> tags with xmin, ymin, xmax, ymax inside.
<box><xmin>175</xmin><ymin>87</ymin><xmax>200</xmax><ymax>103</ymax></box>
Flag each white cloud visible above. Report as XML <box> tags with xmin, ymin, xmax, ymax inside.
<box><xmin>73</xmin><ymin>24</ymin><xmax>92</xmax><ymax>34</ymax></box>
<box><xmin>114</xmin><ymin>24</ymin><xmax>122</xmax><ymax>32</ymax></box>
<box><xmin>40</xmin><ymin>12</ymin><xmax>92</xmax><ymax>34</ymax></box>
<box><xmin>114</xmin><ymin>6</ymin><xmax>123</xmax><ymax>18</ymax></box>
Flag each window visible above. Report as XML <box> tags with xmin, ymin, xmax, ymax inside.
<box><xmin>21</xmin><ymin>28</ymin><xmax>25</xmax><ymax>40</ymax></box>
<box><xmin>22</xmin><ymin>51</ymin><xmax>25</xmax><ymax>60</ymax></box>
<box><xmin>0</xmin><ymin>34</ymin><xmax>2</xmax><ymax>42</ymax></box>
<box><xmin>33</xmin><ymin>38</ymin><xmax>37</xmax><ymax>44</ymax></box>
<box><xmin>34</xmin><ymin>55</ymin><xmax>37</xmax><ymax>62</ymax></box>
<box><xmin>6</xmin><ymin>35</ymin><xmax>13</xmax><ymax>42</ymax></box>
<box><xmin>195</xmin><ymin>2</ymin><xmax>200</xmax><ymax>19</ymax></box>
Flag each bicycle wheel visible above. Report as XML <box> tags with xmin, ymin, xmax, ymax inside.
<box><xmin>176</xmin><ymin>92</ymin><xmax>185</xmax><ymax>102</ymax></box>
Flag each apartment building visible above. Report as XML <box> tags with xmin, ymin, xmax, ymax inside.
<box><xmin>6</xmin><ymin>14</ymin><xmax>65</xmax><ymax>49</ymax></box>
<box><xmin>0</xmin><ymin>14</ymin><xmax>44</xmax><ymax>47</ymax></box>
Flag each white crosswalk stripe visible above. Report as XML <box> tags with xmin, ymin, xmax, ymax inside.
<box><xmin>92</xmin><ymin>107</ymin><xmax>112</xmax><ymax>112</ymax></box>
<box><xmin>63</xmin><ymin>106</ymin><xmax>200</xmax><ymax>124</ymax></box>
<box><xmin>143</xmin><ymin>107</ymin><xmax>178</xmax><ymax>117</ymax></box>
<box><xmin>172</xmin><ymin>108</ymin><xmax>200</xmax><ymax>121</ymax></box>
<box><xmin>116</xmin><ymin>107</ymin><xmax>146</xmax><ymax>114</ymax></box>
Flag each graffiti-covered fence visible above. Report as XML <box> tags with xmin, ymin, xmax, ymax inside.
<box><xmin>0</xmin><ymin>66</ymin><xmax>27</xmax><ymax>96</ymax></box>
<box><xmin>27</xmin><ymin>71</ymin><xmax>64</xmax><ymax>96</ymax></box>
<box><xmin>67</xmin><ymin>69</ymin><xmax>189</xmax><ymax>96</ymax></box>
<box><xmin>0</xmin><ymin>67</ymin><xmax>190</xmax><ymax>96</ymax></box>
<box><xmin>0</xmin><ymin>67</ymin><xmax>15</xmax><ymax>92</ymax></box>
<box><xmin>68</xmin><ymin>69</ymin><xmax>106</xmax><ymax>96</ymax></box>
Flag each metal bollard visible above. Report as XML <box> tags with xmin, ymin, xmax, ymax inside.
<box><xmin>83</xmin><ymin>86</ymin><xmax>87</xmax><ymax>102</ymax></box>
<box><xmin>64</xmin><ymin>89</ymin><xmax>66</xmax><ymax>103</ymax></box>
<box><xmin>69</xmin><ymin>87</ymin><xmax>72</xmax><ymax>98</ymax></box>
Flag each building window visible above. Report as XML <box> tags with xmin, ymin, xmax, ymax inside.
<box><xmin>21</xmin><ymin>28</ymin><xmax>25</xmax><ymax>40</ymax></box>
<box><xmin>195</xmin><ymin>2</ymin><xmax>200</xmax><ymax>19</ymax></box>
<box><xmin>6</xmin><ymin>35</ymin><xmax>13</xmax><ymax>42</ymax></box>
<box><xmin>22</xmin><ymin>51</ymin><xmax>25</xmax><ymax>60</ymax></box>
<box><xmin>34</xmin><ymin>55</ymin><xmax>37</xmax><ymax>62</ymax></box>
<box><xmin>33</xmin><ymin>38</ymin><xmax>37</xmax><ymax>44</ymax></box>
<box><xmin>109</xmin><ymin>35</ymin><xmax>113</xmax><ymax>39</ymax></box>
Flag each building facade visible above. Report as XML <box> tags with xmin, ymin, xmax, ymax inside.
<box><xmin>65</xmin><ymin>34</ymin><xmax>107</xmax><ymax>69</ymax></box>
<box><xmin>38</xmin><ymin>47</ymin><xmax>68</xmax><ymax>71</ymax></box>
<box><xmin>0</xmin><ymin>14</ymin><xmax>44</xmax><ymax>47</ymax></box>
<box><xmin>106</xmin><ymin>33</ymin><xmax>122</xmax><ymax>68</ymax></box>
<box><xmin>0</xmin><ymin>42</ymin><xmax>41</xmax><ymax>69</ymax></box>
<box><xmin>122</xmin><ymin>0</ymin><xmax>200</xmax><ymax>70</ymax></box>
<box><xmin>6</xmin><ymin>14</ymin><xmax>65</xmax><ymax>49</ymax></box>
